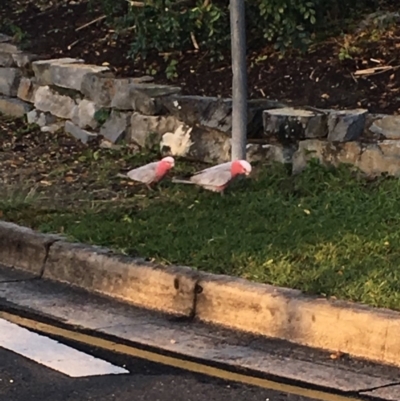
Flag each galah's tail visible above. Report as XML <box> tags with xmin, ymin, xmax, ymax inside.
<box><xmin>171</xmin><ymin>178</ymin><xmax>196</xmax><ymax>185</ymax></box>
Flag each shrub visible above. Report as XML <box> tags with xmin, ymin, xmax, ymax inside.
<box><xmin>94</xmin><ymin>0</ymin><xmax>380</xmax><ymax>58</ymax></box>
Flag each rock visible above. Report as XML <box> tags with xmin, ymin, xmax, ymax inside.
<box><xmin>111</xmin><ymin>85</ymin><xmax>157</xmax><ymax>114</ymax></box>
<box><xmin>41</xmin><ymin>121</ymin><xmax>64</xmax><ymax>133</ymax></box>
<box><xmin>0</xmin><ymin>67</ymin><xmax>21</xmax><ymax>96</ymax></box>
<box><xmin>0</xmin><ymin>43</ymin><xmax>21</xmax><ymax>67</ymax></box>
<box><xmin>292</xmin><ymin>139</ymin><xmax>400</xmax><ymax>177</ymax></box>
<box><xmin>263</xmin><ymin>107</ymin><xmax>327</xmax><ymax>144</ymax></box>
<box><xmin>363</xmin><ymin>113</ymin><xmax>387</xmax><ymax>141</ymax></box>
<box><xmin>131</xmin><ymin>75</ymin><xmax>155</xmax><ymax>84</ymax></box>
<box><xmin>327</xmin><ymin>109</ymin><xmax>367</xmax><ymax>142</ymax></box>
<box><xmin>71</xmin><ymin>99</ymin><xmax>100</xmax><ymax>130</ymax></box>
<box><xmin>49</xmin><ymin>62</ymin><xmax>110</xmax><ymax>91</ymax></box>
<box><xmin>99</xmin><ymin>139</ymin><xmax>124</xmax><ymax>150</ymax></box>
<box><xmin>12</xmin><ymin>53</ymin><xmax>40</xmax><ymax>69</ymax></box>
<box><xmin>27</xmin><ymin>109</ymin><xmax>57</xmax><ymax>127</ymax></box>
<box><xmin>292</xmin><ymin>140</ymin><xmax>361</xmax><ymax>174</ymax></box>
<box><xmin>64</xmin><ymin>120</ymin><xmax>98</xmax><ymax>144</ymax></box>
<box><xmin>0</xmin><ymin>34</ymin><xmax>12</xmax><ymax>43</ymax></box>
<box><xmin>34</xmin><ymin>85</ymin><xmax>76</xmax><ymax>119</ymax></box>
<box><xmin>130</xmin><ymin>110</ymin><xmax>234</xmax><ymax>163</ymax></box>
<box><xmin>32</xmin><ymin>58</ymin><xmax>85</xmax><ymax>86</ymax></box>
<box><xmin>17</xmin><ymin>77</ymin><xmax>39</xmax><ymax>103</ymax></box>
<box><xmin>111</xmin><ymin>83</ymin><xmax>181</xmax><ymax>114</ymax></box>
<box><xmin>0</xmin><ymin>43</ymin><xmax>37</xmax><ymax>69</ymax></box>
<box><xmin>123</xmin><ymin>83</ymin><xmax>181</xmax><ymax>101</ymax></box>
<box><xmin>81</xmin><ymin>73</ymin><xmax>176</xmax><ymax>110</ymax></box>
<box><xmin>368</xmin><ymin>115</ymin><xmax>400</xmax><ymax>140</ymax></box>
<box><xmin>0</xmin><ymin>53</ymin><xmax>14</xmax><ymax>68</ymax></box>
<box><xmin>0</xmin><ymin>43</ymin><xmax>19</xmax><ymax>52</ymax></box>
<box><xmin>130</xmin><ymin>112</ymin><xmax>183</xmax><ymax>148</ymax></box>
<box><xmin>246</xmin><ymin>143</ymin><xmax>296</xmax><ymax>164</ymax></box>
<box><xmin>161</xmin><ymin>95</ymin><xmax>232</xmax><ymax>131</ymax></box>
<box><xmin>162</xmin><ymin>95</ymin><xmax>286</xmax><ymax>137</ymax></box>
<box><xmin>247</xmin><ymin>99</ymin><xmax>288</xmax><ymax>138</ymax></box>
<box><xmin>100</xmin><ymin>110</ymin><xmax>132</xmax><ymax>143</ymax></box>
<box><xmin>80</xmin><ymin>72</ymin><xmax>116</xmax><ymax>107</ymax></box>
<box><xmin>357</xmin><ymin>141</ymin><xmax>400</xmax><ymax>177</ymax></box>
<box><xmin>26</xmin><ymin>109</ymin><xmax>39</xmax><ymax>124</ymax></box>
<box><xmin>160</xmin><ymin>124</ymin><xmax>231</xmax><ymax>164</ymax></box>
<box><xmin>187</xmin><ymin>127</ymin><xmax>231</xmax><ymax>163</ymax></box>
<box><xmin>0</xmin><ymin>96</ymin><xmax>32</xmax><ymax>117</ymax></box>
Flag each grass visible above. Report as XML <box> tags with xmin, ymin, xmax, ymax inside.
<box><xmin>3</xmin><ymin>157</ymin><xmax>400</xmax><ymax>311</ymax></box>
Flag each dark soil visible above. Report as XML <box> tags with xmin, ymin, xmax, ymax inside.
<box><xmin>0</xmin><ymin>113</ymin><xmax>161</xmax><ymax>209</ymax></box>
<box><xmin>0</xmin><ymin>113</ymin><xmax>204</xmax><ymax>209</ymax></box>
<box><xmin>1</xmin><ymin>0</ymin><xmax>400</xmax><ymax>113</ymax></box>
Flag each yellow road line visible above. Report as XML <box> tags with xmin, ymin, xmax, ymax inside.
<box><xmin>0</xmin><ymin>311</ymin><xmax>363</xmax><ymax>401</ymax></box>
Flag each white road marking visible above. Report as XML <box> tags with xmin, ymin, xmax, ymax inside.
<box><xmin>0</xmin><ymin>318</ymin><xmax>129</xmax><ymax>377</ymax></box>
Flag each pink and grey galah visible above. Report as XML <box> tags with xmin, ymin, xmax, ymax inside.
<box><xmin>172</xmin><ymin>159</ymin><xmax>252</xmax><ymax>193</ymax></box>
<box><xmin>118</xmin><ymin>156</ymin><xmax>175</xmax><ymax>189</ymax></box>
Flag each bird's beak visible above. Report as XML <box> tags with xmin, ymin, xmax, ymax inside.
<box><xmin>245</xmin><ymin>171</ymin><xmax>251</xmax><ymax>176</ymax></box>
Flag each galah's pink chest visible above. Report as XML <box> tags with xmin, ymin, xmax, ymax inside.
<box><xmin>230</xmin><ymin>163</ymin><xmax>243</xmax><ymax>178</ymax></box>
<box><xmin>155</xmin><ymin>162</ymin><xmax>170</xmax><ymax>180</ymax></box>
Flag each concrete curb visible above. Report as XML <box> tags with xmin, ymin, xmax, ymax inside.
<box><xmin>1</xmin><ymin>220</ymin><xmax>400</xmax><ymax>367</ymax></box>
<box><xmin>196</xmin><ymin>272</ymin><xmax>400</xmax><ymax>366</ymax></box>
<box><xmin>0</xmin><ymin>221</ymin><xmax>61</xmax><ymax>276</ymax></box>
<box><xmin>44</xmin><ymin>241</ymin><xmax>198</xmax><ymax>317</ymax></box>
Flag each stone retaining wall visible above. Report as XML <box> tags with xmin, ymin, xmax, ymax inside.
<box><xmin>1</xmin><ymin>32</ymin><xmax>400</xmax><ymax>176</ymax></box>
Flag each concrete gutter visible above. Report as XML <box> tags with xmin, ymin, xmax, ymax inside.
<box><xmin>1</xmin><ymin>220</ymin><xmax>400</xmax><ymax>368</ymax></box>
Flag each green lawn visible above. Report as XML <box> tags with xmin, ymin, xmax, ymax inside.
<box><xmin>3</xmin><ymin>156</ymin><xmax>400</xmax><ymax>311</ymax></box>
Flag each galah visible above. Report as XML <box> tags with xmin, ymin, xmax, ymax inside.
<box><xmin>172</xmin><ymin>159</ymin><xmax>252</xmax><ymax>194</ymax></box>
<box><xmin>118</xmin><ymin>156</ymin><xmax>175</xmax><ymax>189</ymax></box>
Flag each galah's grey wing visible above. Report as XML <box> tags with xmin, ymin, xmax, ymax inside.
<box><xmin>127</xmin><ymin>162</ymin><xmax>158</xmax><ymax>184</ymax></box>
<box><xmin>191</xmin><ymin>162</ymin><xmax>232</xmax><ymax>177</ymax></box>
<box><xmin>191</xmin><ymin>168</ymin><xmax>232</xmax><ymax>188</ymax></box>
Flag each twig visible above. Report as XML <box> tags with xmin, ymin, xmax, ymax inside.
<box><xmin>190</xmin><ymin>32</ymin><xmax>199</xmax><ymax>50</ymax></box>
<box><xmin>126</xmin><ymin>0</ymin><xmax>145</xmax><ymax>7</ymax></box>
<box><xmin>76</xmin><ymin>15</ymin><xmax>106</xmax><ymax>32</ymax></box>
<box><xmin>213</xmin><ymin>66</ymin><xmax>228</xmax><ymax>72</ymax></box>
<box><xmin>350</xmin><ymin>72</ymin><xmax>358</xmax><ymax>84</ymax></box>
<box><xmin>159</xmin><ymin>51</ymin><xmax>182</xmax><ymax>57</ymax></box>
<box><xmin>67</xmin><ymin>39</ymin><xmax>81</xmax><ymax>50</ymax></box>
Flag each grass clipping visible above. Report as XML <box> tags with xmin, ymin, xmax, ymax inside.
<box><xmin>2</xmin><ymin>116</ymin><xmax>400</xmax><ymax>311</ymax></box>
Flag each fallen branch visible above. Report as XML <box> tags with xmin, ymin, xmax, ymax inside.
<box><xmin>354</xmin><ymin>65</ymin><xmax>399</xmax><ymax>77</ymax></box>
<box><xmin>76</xmin><ymin>15</ymin><xmax>106</xmax><ymax>32</ymax></box>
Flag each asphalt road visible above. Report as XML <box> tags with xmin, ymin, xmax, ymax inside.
<box><xmin>0</xmin><ymin>337</ymin><xmax>315</xmax><ymax>401</ymax></box>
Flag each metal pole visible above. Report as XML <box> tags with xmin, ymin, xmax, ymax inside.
<box><xmin>230</xmin><ymin>0</ymin><xmax>247</xmax><ymax>161</ymax></box>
